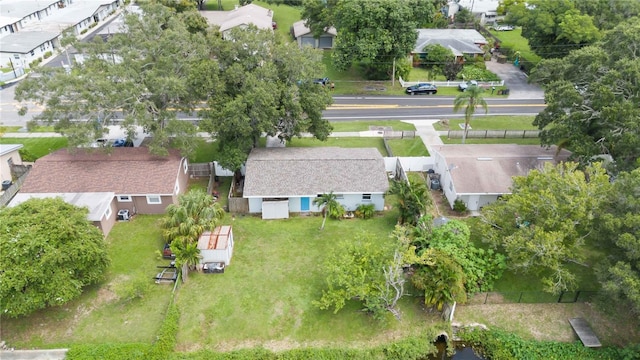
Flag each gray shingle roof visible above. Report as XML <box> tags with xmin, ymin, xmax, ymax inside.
<box><xmin>0</xmin><ymin>31</ymin><xmax>59</xmax><ymax>53</ymax></box>
<box><xmin>243</xmin><ymin>147</ymin><xmax>389</xmax><ymax>197</ymax></box>
<box><xmin>20</xmin><ymin>147</ymin><xmax>184</xmax><ymax>195</ymax></box>
<box><xmin>413</xmin><ymin>29</ymin><xmax>486</xmax><ymax>55</ymax></box>
<box><xmin>291</xmin><ymin>20</ymin><xmax>337</xmax><ymax>38</ymax></box>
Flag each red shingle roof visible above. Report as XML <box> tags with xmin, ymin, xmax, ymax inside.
<box><xmin>20</xmin><ymin>148</ymin><xmax>184</xmax><ymax>195</ymax></box>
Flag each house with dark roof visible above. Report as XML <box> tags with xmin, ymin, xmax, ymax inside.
<box><xmin>412</xmin><ymin>29</ymin><xmax>486</xmax><ymax>64</ymax></box>
<box><xmin>9</xmin><ymin>147</ymin><xmax>189</xmax><ymax>236</ymax></box>
<box><xmin>291</xmin><ymin>20</ymin><xmax>336</xmax><ymax>49</ymax></box>
<box><xmin>243</xmin><ymin>147</ymin><xmax>389</xmax><ymax>219</ymax></box>
<box><xmin>431</xmin><ymin>144</ymin><xmax>571</xmax><ymax>211</ymax></box>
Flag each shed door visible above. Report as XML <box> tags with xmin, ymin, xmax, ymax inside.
<box><xmin>300</xmin><ymin>197</ymin><xmax>310</xmax><ymax>211</ymax></box>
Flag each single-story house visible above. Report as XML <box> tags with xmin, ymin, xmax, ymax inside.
<box><xmin>197</xmin><ymin>225</ymin><xmax>234</xmax><ymax>267</ymax></box>
<box><xmin>0</xmin><ymin>144</ymin><xmax>23</xmax><ymax>183</ymax></box>
<box><xmin>412</xmin><ymin>29</ymin><xmax>486</xmax><ymax>64</ymax></box>
<box><xmin>10</xmin><ymin>147</ymin><xmax>189</xmax><ymax>236</ymax></box>
<box><xmin>0</xmin><ymin>31</ymin><xmax>60</xmax><ymax>69</ymax></box>
<box><xmin>431</xmin><ymin>144</ymin><xmax>571</xmax><ymax>211</ymax></box>
<box><xmin>446</xmin><ymin>0</ymin><xmax>500</xmax><ymax>25</ymax></box>
<box><xmin>200</xmin><ymin>4</ymin><xmax>273</xmax><ymax>40</ymax></box>
<box><xmin>243</xmin><ymin>147</ymin><xmax>389</xmax><ymax>219</ymax></box>
<box><xmin>291</xmin><ymin>20</ymin><xmax>336</xmax><ymax>49</ymax></box>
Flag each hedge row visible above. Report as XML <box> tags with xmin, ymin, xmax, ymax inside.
<box><xmin>459</xmin><ymin>328</ymin><xmax>640</xmax><ymax>360</ymax></box>
<box><xmin>146</xmin><ymin>301</ymin><xmax>180</xmax><ymax>360</ymax></box>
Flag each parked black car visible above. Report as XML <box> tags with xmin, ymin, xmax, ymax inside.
<box><xmin>405</xmin><ymin>83</ymin><xmax>438</xmax><ymax>95</ymax></box>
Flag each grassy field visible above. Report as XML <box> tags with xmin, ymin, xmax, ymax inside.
<box><xmin>387</xmin><ymin>137</ymin><xmax>429</xmax><ymax>157</ymax></box>
<box><xmin>0</xmin><ymin>137</ymin><xmax>68</xmax><ymax>159</ymax></box>
<box><xmin>286</xmin><ymin>137</ymin><xmax>388</xmax><ymax>156</ymax></box>
<box><xmin>2</xmin><ymin>196</ymin><xmax>447</xmax><ymax>351</ymax></box>
<box><xmin>440</xmin><ymin>137</ymin><xmax>541</xmax><ymax>145</ymax></box>
<box><xmin>433</xmin><ymin>116</ymin><xmax>537</xmax><ymax>131</ymax></box>
<box><xmin>330</xmin><ymin>120</ymin><xmax>416</xmax><ymax>132</ymax></box>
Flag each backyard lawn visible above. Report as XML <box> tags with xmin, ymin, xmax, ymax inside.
<box><xmin>432</xmin><ymin>116</ymin><xmax>537</xmax><ymax>131</ymax></box>
<box><xmin>490</xmin><ymin>28</ymin><xmax>542</xmax><ymax>66</ymax></box>
<box><xmin>286</xmin><ymin>137</ymin><xmax>388</xmax><ymax>156</ymax></box>
<box><xmin>387</xmin><ymin>137</ymin><xmax>429</xmax><ymax>157</ymax></box>
<box><xmin>2</xmin><ymin>195</ymin><xmax>446</xmax><ymax>351</ymax></box>
<box><xmin>330</xmin><ymin>120</ymin><xmax>416</xmax><ymax>132</ymax></box>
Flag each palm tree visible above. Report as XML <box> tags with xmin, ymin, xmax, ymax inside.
<box><xmin>313</xmin><ymin>191</ymin><xmax>345</xmax><ymax>230</ymax></box>
<box><xmin>160</xmin><ymin>189</ymin><xmax>225</xmax><ymax>245</ymax></box>
<box><xmin>170</xmin><ymin>240</ymin><xmax>202</xmax><ymax>282</ymax></box>
<box><xmin>453</xmin><ymin>85</ymin><xmax>488</xmax><ymax>144</ymax></box>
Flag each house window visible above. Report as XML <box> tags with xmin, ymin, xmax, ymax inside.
<box><xmin>183</xmin><ymin>159</ymin><xmax>188</xmax><ymax>174</ymax></box>
<box><xmin>362</xmin><ymin>194</ymin><xmax>372</xmax><ymax>201</ymax></box>
<box><xmin>449</xmin><ymin>182</ymin><xmax>453</xmax><ymax>192</ymax></box>
<box><xmin>30</xmin><ymin>50</ymin><xmax>35</xmax><ymax>56</ymax></box>
<box><xmin>117</xmin><ymin>195</ymin><xmax>132</xmax><ymax>202</ymax></box>
<box><xmin>146</xmin><ymin>195</ymin><xmax>161</xmax><ymax>204</ymax></box>
<box><xmin>13</xmin><ymin>54</ymin><xmax>20</xmax><ymax>59</ymax></box>
<box><xmin>175</xmin><ymin>183</ymin><xmax>180</xmax><ymax>194</ymax></box>
<box><xmin>104</xmin><ymin>206</ymin><xmax>112</xmax><ymax>220</ymax></box>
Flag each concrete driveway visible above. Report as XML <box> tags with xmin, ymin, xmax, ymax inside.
<box><xmin>485</xmin><ymin>59</ymin><xmax>545</xmax><ymax>99</ymax></box>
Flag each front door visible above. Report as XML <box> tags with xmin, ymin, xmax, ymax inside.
<box><xmin>300</xmin><ymin>197</ymin><xmax>310</xmax><ymax>211</ymax></box>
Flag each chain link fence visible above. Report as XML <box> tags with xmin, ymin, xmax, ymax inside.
<box><xmin>466</xmin><ymin>290</ymin><xmax>600</xmax><ymax>305</ymax></box>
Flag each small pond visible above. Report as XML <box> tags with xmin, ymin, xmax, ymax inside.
<box><xmin>426</xmin><ymin>338</ymin><xmax>485</xmax><ymax>360</ymax></box>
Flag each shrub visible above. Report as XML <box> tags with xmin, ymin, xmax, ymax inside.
<box><xmin>453</xmin><ymin>199</ymin><xmax>467</xmax><ymax>213</ymax></box>
<box><xmin>66</xmin><ymin>343</ymin><xmax>151</xmax><ymax>360</ymax></box>
<box><xmin>145</xmin><ymin>302</ymin><xmax>179</xmax><ymax>360</ymax></box>
<box><xmin>355</xmin><ymin>203</ymin><xmax>376</xmax><ymax>219</ymax></box>
<box><xmin>18</xmin><ymin>148</ymin><xmax>37</xmax><ymax>162</ymax></box>
<box><xmin>458</xmin><ymin>65</ymin><xmax>500</xmax><ymax>81</ymax></box>
<box><xmin>80</xmin><ymin>29</ymin><xmax>88</xmax><ymax>34</ymax></box>
<box><xmin>28</xmin><ymin>58</ymin><xmax>43</xmax><ymax>68</ymax></box>
<box><xmin>43</xmin><ymin>51</ymin><xmax>53</xmax><ymax>59</ymax></box>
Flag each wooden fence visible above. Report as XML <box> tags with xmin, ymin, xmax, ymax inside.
<box><xmin>447</xmin><ymin>130</ymin><xmax>540</xmax><ymax>139</ymax></box>
<box><xmin>0</xmin><ymin>169</ymin><xmax>30</xmax><ymax>206</ymax></box>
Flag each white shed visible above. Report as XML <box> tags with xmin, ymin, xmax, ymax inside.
<box><xmin>197</xmin><ymin>225</ymin><xmax>234</xmax><ymax>266</ymax></box>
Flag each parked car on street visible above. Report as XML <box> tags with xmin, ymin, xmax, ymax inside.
<box><xmin>458</xmin><ymin>80</ymin><xmax>478</xmax><ymax>91</ymax></box>
<box><xmin>313</xmin><ymin>77</ymin><xmax>329</xmax><ymax>85</ymax></box>
<box><xmin>405</xmin><ymin>83</ymin><xmax>438</xmax><ymax>95</ymax></box>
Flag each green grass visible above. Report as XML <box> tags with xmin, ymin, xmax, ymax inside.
<box><xmin>3</xmin><ymin>203</ymin><xmax>447</xmax><ymax>350</ymax></box>
<box><xmin>0</xmin><ymin>137</ymin><xmax>68</xmax><ymax>159</ymax></box>
<box><xmin>0</xmin><ymin>126</ymin><xmax>23</xmax><ymax>133</ymax></box>
<box><xmin>387</xmin><ymin>137</ymin><xmax>429</xmax><ymax>157</ymax></box>
<box><xmin>173</xmin><ymin>214</ymin><xmax>437</xmax><ymax>348</ymax></box>
<box><xmin>491</xmin><ymin>28</ymin><xmax>542</xmax><ymax>65</ymax></box>
<box><xmin>440</xmin><ymin>137</ymin><xmax>541</xmax><ymax>145</ymax></box>
<box><xmin>287</xmin><ymin>137</ymin><xmax>388</xmax><ymax>156</ymax></box>
<box><xmin>330</xmin><ymin>120</ymin><xmax>416</xmax><ymax>132</ymax></box>
<box><xmin>432</xmin><ymin>116</ymin><xmax>537</xmax><ymax>131</ymax></box>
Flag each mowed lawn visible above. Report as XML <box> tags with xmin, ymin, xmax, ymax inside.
<box><xmin>174</xmin><ymin>213</ymin><xmax>438</xmax><ymax>351</ymax></box>
<box><xmin>0</xmin><ymin>137</ymin><xmax>68</xmax><ymax>159</ymax></box>
<box><xmin>3</xmin><ymin>206</ymin><xmax>442</xmax><ymax>351</ymax></box>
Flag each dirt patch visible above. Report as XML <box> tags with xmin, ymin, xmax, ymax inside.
<box><xmin>429</xmin><ymin>189</ymin><xmax>471</xmax><ymax>219</ymax></box>
<box><xmin>453</xmin><ymin>302</ymin><xmax>640</xmax><ymax>346</ymax></box>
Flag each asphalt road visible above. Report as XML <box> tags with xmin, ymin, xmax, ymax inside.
<box><xmin>0</xmin><ymin>90</ymin><xmax>546</xmax><ymax>127</ymax></box>
<box><xmin>325</xmin><ymin>96</ymin><xmax>546</xmax><ymax>121</ymax></box>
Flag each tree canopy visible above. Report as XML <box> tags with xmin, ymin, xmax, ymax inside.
<box><xmin>479</xmin><ymin>162</ymin><xmax>610</xmax><ymax>294</ymax></box>
<box><xmin>594</xmin><ymin>169</ymin><xmax>640</xmax><ymax>315</ymax></box>
<box><xmin>16</xmin><ymin>3</ymin><xmax>332</xmax><ymax>165</ymax></box>
<box><xmin>530</xmin><ymin>17</ymin><xmax>640</xmax><ymax>171</ymax></box>
<box><xmin>0</xmin><ymin>198</ymin><xmax>110</xmax><ymax>317</ymax></box>
<box><xmin>505</xmin><ymin>0</ymin><xmax>600</xmax><ymax>59</ymax></box>
<box><xmin>199</xmin><ymin>26</ymin><xmax>333</xmax><ymax>171</ymax></box>
<box><xmin>303</xmin><ymin>0</ymin><xmax>441</xmax><ymax>79</ymax></box>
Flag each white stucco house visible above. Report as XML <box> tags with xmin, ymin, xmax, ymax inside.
<box><xmin>431</xmin><ymin>144</ymin><xmax>571</xmax><ymax>211</ymax></box>
<box><xmin>0</xmin><ymin>144</ymin><xmax>23</xmax><ymax>183</ymax></box>
<box><xmin>447</xmin><ymin>0</ymin><xmax>501</xmax><ymax>24</ymax></box>
<box><xmin>291</xmin><ymin>20</ymin><xmax>336</xmax><ymax>49</ymax></box>
<box><xmin>243</xmin><ymin>147</ymin><xmax>389</xmax><ymax>219</ymax></box>
<box><xmin>200</xmin><ymin>4</ymin><xmax>273</xmax><ymax>40</ymax></box>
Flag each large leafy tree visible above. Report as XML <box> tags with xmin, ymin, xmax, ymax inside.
<box><xmin>421</xmin><ymin>44</ymin><xmax>454</xmax><ymax>78</ymax></box>
<box><xmin>453</xmin><ymin>85</ymin><xmax>488</xmax><ymax>144</ymax></box>
<box><xmin>200</xmin><ymin>26</ymin><xmax>333</xmax><ymax>171</ymax></box>
<box><xmin>479</xmin><ymin>162</ymin><xmax>611</xmax><ymax>294</ymax></box>
<box><xmin>505</xmin><ymin>0</ymin><xmax>600</xmax><ymax>59</ymax></box>
<box><xmin>15</xmin><ymin>4</ymin><xmax>211</xmax><ymax>156</ymax></box>
<box><xmin>315</xmin><ymin>231</ymin><xmax>406</xmax><ymax>320</ymax></box>
<box><xmin>303</xmin><ymin>0</ymin><xmax>440</xmax><ymax>80</ymax></box>
<box><xmin>573</xmin><ymin>0</ymin><xmax>640</xmax><ymax>31</ymax></box>
<box><xmin>530</xmin><ymin>17</ymin><xmax>640</xmax><ymax>171</ymax></box>
<box><xmin>0</xmin><ymin>198</ymin><xmax>110</xmax><ymax>317</ymax></box>
<box><xmin>594</xmin><ymin>169</ymin><xmax>640</xmax><ymax>315</ymax></box>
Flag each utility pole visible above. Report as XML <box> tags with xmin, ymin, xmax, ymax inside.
<box><xmin>392</xmin><ymin>58</ymin><xmax>396</xmax><ymax>87</ymax></box>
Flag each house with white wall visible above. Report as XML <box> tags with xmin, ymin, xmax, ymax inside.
<box><xmin>431</xmin><ymin>144</ymin><xmax>571</xmax><ymax>211</ymax></box>
<box><xmin>0</xmin><ymin>144</ymin><xmax>23</xmax><ymax>183</ymax></box>
<box><xmin>200</xmin><ymin>3</ymin><xmax>273</xmax><ymax>40</ymax></box>
<box><xmin>243</xmin><ymin>147</ymin><xmax>389</xmax><ymax>219</ymax></box>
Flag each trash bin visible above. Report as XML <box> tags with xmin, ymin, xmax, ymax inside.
<box><xmin>503</xmin><ymin>88</ymin><xmax>510</xmax><ymax>95</ymax></box>
<box><xmin>1</xmin><ymin>180</ymin><xmax>11</xmax><ymax>190</ymax></box>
